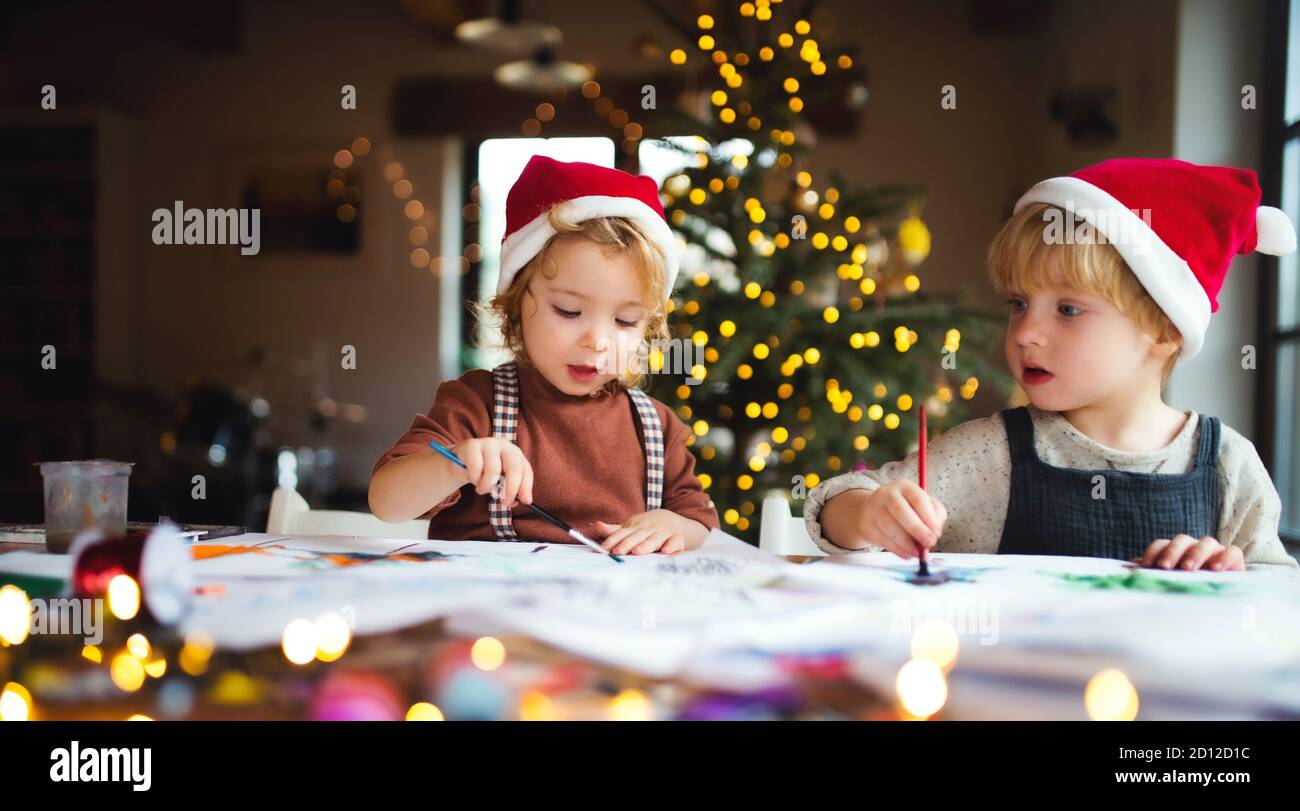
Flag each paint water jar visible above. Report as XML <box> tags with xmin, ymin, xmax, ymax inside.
<box><xmin>37</xmin><ymin>460</ymin><xmax>134</xmax><ymax>553</ymax></box>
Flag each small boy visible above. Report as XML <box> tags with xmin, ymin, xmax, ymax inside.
<box><xmin>806</xmin><ymin>158</ymin><xmax>1298</xmax><ymax>573</ymax></box>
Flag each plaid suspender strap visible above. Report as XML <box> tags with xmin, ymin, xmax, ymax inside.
<box><xmin>627</xmin><ymin>387</ymin><xmax>665</xmax><ymax>511</ymax></box>
<box><xmin>488</xmin><ymin>362</ymin><xmax>521</xmax><ymax>541</ymax></box>
<box><xmin>488</xmin><ymin>363</ymin><xmax>666</xmax><ymax>540</ymax></box>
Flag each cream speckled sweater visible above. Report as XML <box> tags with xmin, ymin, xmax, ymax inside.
<box><xmin>803</xmin><ymin>405</ymin><xmax>1299</xmax><ymax>573</ymax></box>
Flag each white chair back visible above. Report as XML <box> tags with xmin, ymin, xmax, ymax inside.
<box><xmin>759</xmin><ymin>496</ymin><xmax>826</xmax><ymax>557</ymax></box>
<box><xmin>266</xmin><ymin>487</ymin><xmax>431</xmax><ymax>539</ymax></box>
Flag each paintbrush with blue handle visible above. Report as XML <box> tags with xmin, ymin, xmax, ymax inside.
<box><xmin>428</xmin><ymin>439</ymin><xmax>623</xmax><ymax>562</ymax></box>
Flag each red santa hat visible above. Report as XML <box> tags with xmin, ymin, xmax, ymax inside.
<box><xmin>1014</xmin><ymin>158</ymin><xmax>1296</xmax><ymax>359</ymax></box>
<box><xmin>498</xmin><ymin>155</ymin><xmax>679</xmax><ymax>298</ymax></box>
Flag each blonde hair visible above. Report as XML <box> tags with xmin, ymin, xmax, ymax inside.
<box><xmin>481</xmin><ymin>207</ymin><xmax>671</xmax><ymax>393</ymax></box>
<box><xmin>986</xmin><ymin>202</ymin><xmax>1181</xmax><ymax>388</ymax></box>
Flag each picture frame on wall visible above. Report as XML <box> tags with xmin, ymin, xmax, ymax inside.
<box><xmin>215</xmin><ymin>140</ymin><xmax>378</xmax><ymax>273</ymax></box>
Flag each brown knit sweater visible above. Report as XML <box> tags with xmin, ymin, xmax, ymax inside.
<box><xmin>372</xmin><ymin>363</ymin><xmax>720</xmax><ymax>543</ymax></box>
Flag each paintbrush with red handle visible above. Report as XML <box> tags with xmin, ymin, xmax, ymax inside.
<box><xmin>917</xmin><ymin>407</ymin><xmax>930</xmax><ymax>577</ymax></box>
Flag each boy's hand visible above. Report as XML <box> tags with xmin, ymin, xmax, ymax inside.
<box><xmin>1136</xmin><ymin>534</ymin><xmax>1244</xmax><ymax>571</ymax></box>
<box><xmin>451</xmin><ymin>437</ymin><xmax>534</xmax><ymax>507</ymax></box>
<box><xmin>856</xmin><ymin>481</ymin><xmax>947</xmax><ymax>559</ymax></box>
<box><xmin>593</xmin><ymin>510</ymin><xmax>695</xmax><ymax>556</ymax></box>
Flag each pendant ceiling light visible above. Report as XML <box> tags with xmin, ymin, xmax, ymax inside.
<box><xmin>455</xmin><ymin>0</ymin><xmax>561</xmax><ymax>53</ymax></box>
<box><xmin>494</xmin><ymin>47</ymin><xmax>593</xmax><ymax>92</ymax></box>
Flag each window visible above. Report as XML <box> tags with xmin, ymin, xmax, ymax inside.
<box><xmin>638</xmin><ymin>136</ymin><xmax>758</xmax><ymax>281</ymax></box>
<box><xmin>1263</xmin><ymin>0</ymin><xmax>1300</xmax><ymax>544</ymax></box>
<box><xmin>468</xmin><ymin>137</ymin><xmax>615</xmax><ymax>370</ymax></box>
<box><xmin>463</xmin><ymin>135</ymin><xmax>762</xmax><ymax>370</ymax></box>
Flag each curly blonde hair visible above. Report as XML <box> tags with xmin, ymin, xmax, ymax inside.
<box><xmin>987</xmin><ymin>202</ymin><xmax>1182</xmax><ymax>389</ymax></box>
<box><xmin>479</xmin><ymin>207</ymin><xmax>672</xmax><ymax>393</ymax></box>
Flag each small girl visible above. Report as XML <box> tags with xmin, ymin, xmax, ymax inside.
<box><xmin>805</xmin><ymin>158</ymin><xmax>1298</xmax><ymax>573</ymax></box>
<box><xmin>369</xmin><ymin>156</ymin><xmax>718</xmax><ymax>555</ymax></box>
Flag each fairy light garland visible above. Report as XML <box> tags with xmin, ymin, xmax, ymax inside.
<box><xmin>328</xmin><ymin>137</ymin><xmax>471</xmax><ymax>278</ymax></box>
<box><xmin>514</xmin><ymin>71</ymin><xmax>647</xmax><ymax>157</ymax></box>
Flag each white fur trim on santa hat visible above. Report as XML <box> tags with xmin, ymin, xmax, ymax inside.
<box><xmin>1255</xmin><ymin>206</ymin><xmax>1297</xmax><ymax>256</ymax></box>
<box><xmin>1016</xmin><ymin>176</ymin><xmax>1212</xmax><ymax>359</ymax></box>
<box><xmin>497</xmin><ymin>195</ymin><xmax>680</xmax><ymax>298</ymax></box>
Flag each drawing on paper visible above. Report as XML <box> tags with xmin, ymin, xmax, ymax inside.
<box><xmin>193</xmin><ymin>543</ymin><xmax>464</xmax><ymax>571</ymax></box>
<box><xmin>1045</xmin><ymin>570</ymin><xmax>1235</xmax><ymax>595</ymax></box>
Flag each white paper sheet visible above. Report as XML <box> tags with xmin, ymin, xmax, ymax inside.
<box><xmin>10</xmin><ymin>531</ymin><xmax>1300</xmax><ymax>718</ymax></box>
<box><xmin>0</xmin><ymin>550</ymin><xmax>74</xmax><ymax>580</ymax></box>
<box><xmin>176</xmin><ymin>528</ymin><xmax>795</xmax><ymax>651</ymax></box>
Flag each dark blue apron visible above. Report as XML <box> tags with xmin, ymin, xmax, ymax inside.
<box><xmin>997</xmin><ymin>406</ymin><xmax>1221</xmax><ymax>560</ymax></box>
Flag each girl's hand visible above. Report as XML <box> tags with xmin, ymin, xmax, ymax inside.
<box><xmin>593</xmin><ymin>510</ymin><xmax>692</xmax><ymax>556</ymax></box>
<box><xmin>451</xmin><ymin>437</ymin><xmax>534</xmax><ymax>507</ymax></box>
<box><xmin>1137</xmin><ymin>534</ymin><xmax>1244</xmax><ymax>571</ymax></box>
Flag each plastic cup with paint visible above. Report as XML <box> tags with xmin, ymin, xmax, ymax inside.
<box><xmin>37</xmin><ymin>460</ymin><xmax>133</xmax><ymax>553</ymax></box>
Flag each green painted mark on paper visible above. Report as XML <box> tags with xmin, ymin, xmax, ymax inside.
<box><xmin>0</xmin><ymin>573</ymin><xmax>67</xmax><ymax>600</ymax></box>
<box><xmin>1045</xmin><ymin>570</ymin><xmax>1233</xmax><ymax>595</ymax></box>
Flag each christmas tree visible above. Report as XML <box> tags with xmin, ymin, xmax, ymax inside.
<box><xmin>642</xmin><ymin>4</ymin><xmax>1014</xmax><ymax>539</ymax></box>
